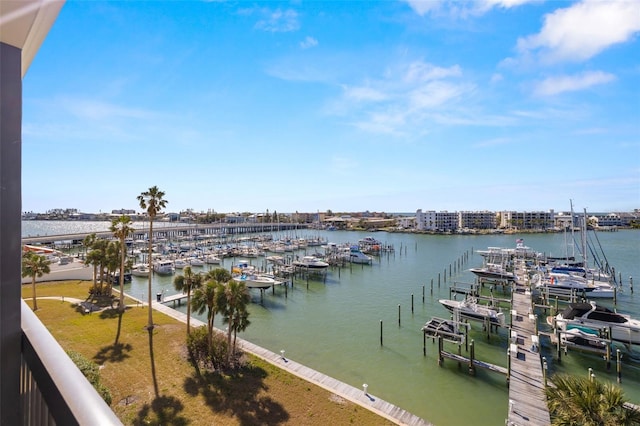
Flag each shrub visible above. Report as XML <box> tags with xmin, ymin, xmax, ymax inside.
<box><xmin>186</xmin><ymin>326</ymin><xmax>231</xmax><ymax>371</ymax></box>
<box><xmin>66</xmin><ymin>350</ymin><xmax>112</xmax><ymax>405</ymax></box>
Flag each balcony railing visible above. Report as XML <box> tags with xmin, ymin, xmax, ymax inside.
<box><xmin>20</xmin><ymin>300</ymin><xmax>122</xmax><ymax>425</ymax></box>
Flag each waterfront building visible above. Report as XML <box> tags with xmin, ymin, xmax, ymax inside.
<box><xmin>500</xmin><ymin>210</ymin><xmax>555</xmax><ymax>230</ymax></box>
<box><xmin>396</xmin><ymin>215</ymin><xmax>416</xmax><ymax>229</ymax></box>
<box><xmin>415</xmin><ymin>209</ymin><xmax>436</xmax><ymax>231</ymax></box>
<box><xmin>458</xmin><ymin>210</ymin><xmax>497</xmax><ymax>230</ymax></box>
<box><xmin>415</xmin><ymin>209</ymin><xmax>458</xmax><ymax>232</ymax></box>
<box><xmin>590</xmin><ymin>213</ymin><xmax>622</xmax><ymax>227</ymax></box>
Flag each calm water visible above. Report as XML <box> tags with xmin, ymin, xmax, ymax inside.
<box><xmin>23</xmin><ymin>221</ymin><xmax>640</xmax><ymax>425</ymax></box>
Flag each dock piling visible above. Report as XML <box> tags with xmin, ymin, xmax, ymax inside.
<box><xmin>617</xmin><ymin>349</ymin><xmax>622</xmax><ymax>383</ymax></box>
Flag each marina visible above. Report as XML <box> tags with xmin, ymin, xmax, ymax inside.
<box><xmin>22</xmin><ymin>221</ymin><xmax>640</xmax><ymax>425</ymax></box>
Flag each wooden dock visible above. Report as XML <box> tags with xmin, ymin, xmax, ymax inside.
<box><xmin>159</xmin><ymin>292</ymin><xmax>188</xmax><ymax>306</ymax></box>
<box><xmin>507</xmin><ymin>262</ymin><xmax>551</xmax><ymax>425</ymax></box>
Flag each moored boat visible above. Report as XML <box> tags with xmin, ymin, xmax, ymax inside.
<box><xmin>173</xmin><ymin>258</ymin><xmax>189</xmax><ymax>269</ymax></box>
<box><xmin>292</xmin><ymin>255</ymin><xmax>329</xmax><ymax>270</ymax></box>
<box><xmin>469</xmin><ymin>263</ymin><xmax>516</xmax><ymax>281</ymax></box>
<box><xmin>549</xmin><ymin>301</ymin><xmax>640</xmax><ymax>346</ymax></box>
<box><xmin>439</xmin><ymin>297</ymin><xmax>505</xmax><ymax>326</ymax></box>
<box><xmin>232</xmin><ymin>273</ymin><xmax>283</xmax><ymax>289</ymax></box>
<box><xmin>131</xmin><ymin>263</ymin><xmax>150</xmax><ymax>277</ymax></box>
<box><xmin>153</xmin><ymin>259</ymin><xmax>175</xmax><ymax>275</ymax></box>
<box><xmin>346</xmin><ymin>246</ymin><xmax>373</xmax><ymax>265</ymax></box>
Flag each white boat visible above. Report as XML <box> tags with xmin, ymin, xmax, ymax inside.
<box><xmin>560</xmin><ymin>328</ymin><xmax>608</xmax><ymax>349</ymax></box>
<box><xmin>439</xmin><ymin>297</ymin><xmax>505</xmax><ymax>326</ymax></box>
<box><xmin>188</xmin><ymin>257</ymin><xmax>205</xmax><ymax>267</ymax></box>
<box><xmin>469</xmin><ymin>263</ymin><xmax>516</xmax><ymax>281</ymax></box>
<box><xmin>535</xmin><ymin>272</ymin><xmax>595</xmax><ymax>294</ymax></box>
<box><xmin>345</xmin><ymin>246</ymin><xmax>373</xmax><ymax>264</ymax></box>
<box><xmin>232</xmin><ymin>273</ymin><xmax>283</xmax><ymax>289</ymax></box>
<box><xmin>153</xmin><ymin>259</ymin><xmax>175</xmax><ymax>275</ymax></box>
<box><xmin>173</xmin><ymin>258</ymin><xmax>189</xmax><ymax>269</ymax></box>
<box><xmin>131</xmin><ymin>263</ymin><xmax>150</xmax><ymax>277</ymax></box>
<box><xmin>205</xmin><ymin>255</ymin><xmax>221</xmax><ymax>264</ymax></box>
<box><xmin>292</xmin><ymin>255</ymin><xmax>329</xmax><ymax>270</ymax></box>
<box><xmin>550</xmin><ymin>301</ymin><xmax>640</xmax><ymax>346</ymax></box>
<box><xmin>265</xmin><ymin>255</ymin><xmax>285</xmax><ymax>265</ymax></box>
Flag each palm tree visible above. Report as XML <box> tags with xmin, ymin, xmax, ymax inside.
<box><xmin>21</xmin><ymin>252</ymin><xmax>51</xmax><ymax>311</ymax></box>
<box><xmin>83</xmin><ymin>233</ymin><xmax>99</xmax><ymax>292</ymax></box>
<box><xmin>90</xmin><ymin>239</ymin><xmax>109</xmax><ymax>294</ymax></box>
<box><xmin>545</xmin><ymin>373</ymin><xmax>640</xmax><ymax>425</ymax></box>
<box><xmin>192</xmin><ymin>268</ymin><xmax>231</xmax><ymax>352</ymax></box>
<box><xmin>231</xmin><ymin>308</ymin><xmax>250</xmax><ymax>351</ymax></box>
<box><xmin>192</xmin><ymin>280</ymin><xmax>220</xmax><ymax>354</ymax></box>
<box><xmin>173</xmin><ymin>266</ymin><xmax>203</xmax><ymax>336</ymax></box>
<box><xmin>110</xmin><ymin>215</ymin><xmax>134</xmax><ymax>311</ymax></box>
<box><xmin>137</xmin><ymin>185</ymin><xmax>168</xmax><ymax>330</ymax></box>
<box><xmin>104</xmin><ymin>240</ymin><xmax>121</xmax><ymax>296</ymax></box>
<box><xmin>221</xmin><ymin>279</ymin><xmax>250</xmax><ymax>363</ymax></box>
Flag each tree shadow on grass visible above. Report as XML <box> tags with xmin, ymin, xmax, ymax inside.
<box><xmin>183</xmin><ymin>362</ymin><xmax>289</xmax><ymax>425</ymax></box>
<box><xmin>93</xmin><ymin>342</ymin><xmax>132</xmax><ymax>364</ymax></box>
<box><xmin>132</xmin><ymin>395</ymin><xmax>188</xmax><ymax>426</ymax></box>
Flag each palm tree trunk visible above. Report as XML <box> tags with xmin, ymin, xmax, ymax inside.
<box><xmin>227</xmin><ymin>316</ymin><xmax>233</xmax><ymax>363</ymax></box>
<box><xmin>186</xmin><ymin>290</ymin><xmax>191</xmax><ymax>335</ymax></box>
<box><xmin>147</xmin><ymin>220</ymin><xmax>154</xmax><ymax>329</ymax></box>
<box><xmin>31</xmin><ymin>277</ymin><xmax>38</xmax><ymax>311</ymax></box>
<box><xmin>119</xmin><ymin>241</ymin><xmax>125</xmax><ymax>311</ymax></box>
<box><xmin>92</xmin><ymin>264</ymin><xmax>98</xmax><ymax>293</ymax></box>
<box><xmin>207</xmin><ymin>311</ymin><xmax>214</xmax><ymax>353</ymax></box>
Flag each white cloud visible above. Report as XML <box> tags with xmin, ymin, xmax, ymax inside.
<box><xmin>342</xmin><ymin>85</ymin><xmax>388</xmax><ymax>102</ymax></box>
<box><xmin>409</xmin><ymin>81</ymin><xmax>470</xmax><ymax>109</ymax></box>
<box><xmin>404</xmin><ymin>62</ymin><xmax>462</xmax><ymax>82</ymax></box>
<box><xmin>533</xmin><ymin>71</ymin><xmax>616</xmax><ymax>96</ymax></box>
<box><xmin>403</xmin><ymin>0</ymin><xmax>538</xmax><ymax>17</ymax></box>
<box><xmin>517</xmin><ymin>0</ymin><xmax>640</xmax><ymax>63</ymax></box>
<box><xmin>331</xmin><ymin>60</ymin><xmax>475</xmax><ymax>135</ymax></box>
<box><xmin>300</xmin><ymin>36</ymin><xmax>318</xmax><ymax>49</ymax></box>
<box><xmin>253</xmin><ymin>8</ymin><xmax>300</xmax><ymax>32</ymax></box>
<box><xmin>352</xmin><ymin>111</ymin><xmax>407</xmax><ymax>136</ymax></box>
<box><xmin>402</xmin><ymin>0</ymin><xmax>445</xmax><ymax>16</ymax></box>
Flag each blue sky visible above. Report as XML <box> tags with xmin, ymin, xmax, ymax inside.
<box><xmin>22</xmin><ymin>0</ymin><xmax>640</xmax><ymax>214</ymax></box>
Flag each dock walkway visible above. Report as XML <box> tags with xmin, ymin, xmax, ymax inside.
<box><xmin>507</xmin><ymin>261</ymin><xmax>551</xmax><ymax>426</ymax></box>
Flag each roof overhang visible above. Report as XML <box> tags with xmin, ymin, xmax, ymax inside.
<box><xmin>0</xmin><ymin>0</ymin><xmax>65</xmax><ymax>77</ymax></box>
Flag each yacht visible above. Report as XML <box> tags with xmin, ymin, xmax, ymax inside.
<box><xmin>469</xmin><ymin>263</ymin><xmax>516</xmax><ymax>281</ymax></box>
<box><xmin>346</xmin><ymin>246</ymin><xmax>373</xmax><ymax>265</ymax></box>
<box><xmin>439</xmin><ymin>297</ymin><xmax>505</xmax><ymax>326</ymax></box>
<box><xmin>173</xmin><ymin>258</ymin><xmax>189</xmax><ymax>269</ymax></box>
<box><xmin>292</xmin><ymin>255</ymin><xmax>329</xmax><ymax>270</ymax></box>
<box><xmin>131</xmin><ymin>263</ymin><xmax>150</xmax><ymax>277</ymax></box>
<box><xmin>232</xmin><ymin>273</ymin><xmax>283</xmax><ymax>289</ymax></box>
<box><xmin>153</xmin><ymin>259</ymin><xmax>175</xmax><ymax>275</ymax></box>
<box><xmin>549</xmin><ymin>301</ymin><xmax>640</xmax><ymax>346</ymax></box>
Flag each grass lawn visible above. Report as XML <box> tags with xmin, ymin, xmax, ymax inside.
<box><xmin>23</xmin><ymin>280</ymin><xmax>395</xmax><ymax>425</ymax></box>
